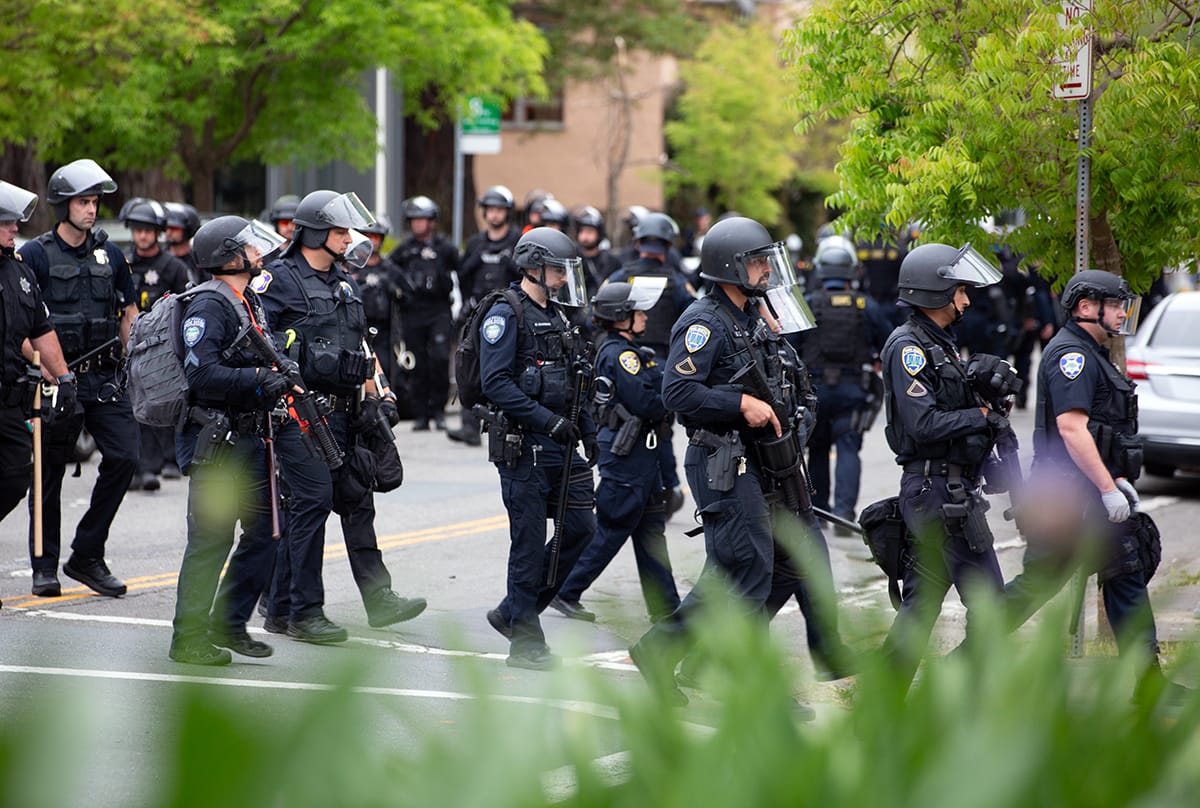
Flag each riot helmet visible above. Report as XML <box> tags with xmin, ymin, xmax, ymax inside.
<box><xmin>633</xmin><ymin>212</ymin><xmax>677</xmax><ymax>245</ymax></box>
<box><xmin>574</xmin><ymin>205</ymin><xmax>605</xmax><ymax>235</ymax></box>
<box><xmin>813</xmin><ymin>235</ymin><xmax>860</xmax><ymax>281</ymax></box>
<box><xmin>362</xmin><ymin>214</ymin><xmax>391</xmax><ymax>237</ymax></box>
<box><xmin>514</xmin><ymin>227</ymin><xmax>587</xmax><ymax>307</ymax></box>
<box><xmin>0</xmin><ymin>181</ymin><xmax>38</xmax><ymax>224</ymax></box>
<box><xmin>164</xmin><ymin>202</ymin><xmax>201</xmax><ymax>241</ymax></box>
<box><xmin>1061</xmin><ymin>269</ymin><xmax>1142</xmax><ymax>336</ymax></box>
<box><xmin>478</xmin><ymin>185</ymin><xmax>514</xmax><ymax>210</ymax></box>
<box><xmin>47</xmin><ymin>158</ymin><xmax>117</xmax><ymax>223</ymax></box>
<box><xmin>121</xmin><ymin>198</ymin><xmax>168</xmax><ymax>231</ymax></box>
<box><xmin>700</xmin><ymin>217</ymin><xmax>815</xmax><ymax>332</ymax></box>
<box><xmin>193</xmin><ymin>216</ymin><xmax>286</xmax><ymax>275</ymax></box>
<box><xmin>622</xmin><ymin>205</ymin><xmax>649</xmax><ymax>231</ymax></box>
<box><xmin>897</xmin><ymin>242</ymin><xmax>1001</xmax><ymax>310</ymax></box>
<box><xmin>591</xmin><ymin>277</ymin><xmax>667</xmax><ymax>324</ymax></box>
<box><xmin>403</xmin><ymin>195</ymin><xmax>439</xmax><ymax>221</ymax></box>
<box><xmin>268</xmin><ymin>194</ymin><xmax>300</xmax><ymax>224</ymax></box>
<box><xmin>292</xmin><ymin>190</ymin><xmax>376</xmax><ymax>253</ymax></box>
<box><xmin>537</xmin><ymin>198</ymin><xmax>569</xmax><ymax>229</ymax></box>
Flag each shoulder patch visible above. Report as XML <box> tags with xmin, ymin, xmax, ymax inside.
<box><xmin>901</xmin><ymin>345</ymin><xmax>926</xmax><ymax>376</ymax></box>
<box><xmin>618</xmin><ymin>350</ymin><xmax>641</xmax><ymax>375</ymax></box>
<box><xmin>674</xmin><ymin>356</ymin><xmax>698</xmax><ymax>376</ymax></box>
<box><xmin>182</xmin><ymin>316</ymin><xmax>206</xmax><ymax>347</ymax></box>
<box><xmin>249</xmin><ymin>270</ymin><xmax>272</xmax><ymax>294</ymax></box>
<box><xmin>482</xmin><ymin>314</ymin><xmax>506</xmax><ymax>344</ymax></box>
<box><xmin>906</xmin><ymin>379</ymin><xmax>928</xmax><ymax>397</ymax></box>
<box><xmin>1059</xmin><ymin>352</ymin><xmax>1086</xmax><ymax>380</ymax></box>
<box><xmin>684</xmin><ymin>324</ymin><xmax>711</xmax><ymax>353</ymax></box>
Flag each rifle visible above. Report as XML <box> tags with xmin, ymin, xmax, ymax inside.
<box><xmin>813</xmin><ymin>506</ymin><xmax>863</xmax><ymax>536</ymax></box>
<box><xmin>545</xmin><ymin>331</ymin><xmax>591</xmax><ymax>588</ymax></box>
<box><xmin>237</xmin><ymin>325</ymin><xmax>343</xmax><ymax>470</ymax></box>
<box><xmin>66</xmin><ymin>336</ymin><xmax>121</xmax><ymax>372</ymax></box>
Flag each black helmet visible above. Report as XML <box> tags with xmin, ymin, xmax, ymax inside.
<box><xmin>622</xmin><ymin>205</ymin><xmax>649</xmax><ymax>230</ymax></box>
<box><xmin>268</xmin><ymin>194</ymin><xmax>301</xmax><ymax>224</ymax></box>
<box><xmin>293</xmin><ymin>189</ymin><xmax>376</xmax><ymax>250</ymax></box>
<box><xmin>813</xmin><ymin>235</ymin><xmax>859</xmax><ymax>281</ymax></box>
<box><xmin>897</xmin><ymin>242</ymin><xmax>1001</xmax><ymax>309</ymax></box>
<box><xmin>538</xmin><ymin>198</ymin><xmax>569</xmax><ymax>227</ymax></box>
<box><xmin>591</xmin><ymin>280</ymin><xmax>666</xmax><ymax>322</ymax></box>
<box><xmin>163</xmin><ymin>202</ymin><xmax>201</xmax><ymax>240</ymax></box>
<box><xmin>514</xmin><ymin>227</ymin><xmax>587</xmax><ymax>307</ymax></box>
<box><xmin>193</xmin><ymin>215</ymin><xmax>286</xmax><ymax>272</ymax></box>
<box><xmin>477</xmin><ymin>185</ymin><xmax>514</xmax><ymax>210</ymax></box>
<box><xmin>47</xmin><ymin>158</ymin><xmax>117</xmax><ymax>219</ymax></box>
<box><xmin>698</xmin><ymin>216</ymin><xmax>776</xmax><ymax>292</ymax></box>
<box><xmin>121</xmin><ymin>198</ymin><xmax>167</xmax><ymax>231</ymax></box>
<box><xmin>0</xmin><ymin>181</ymin><xmax>38</xmax><ymax>224</ymax></box>
<box><xmin>1061</xmin><ymin>269</ymin><xmax>1141</xmax><ymax>336</ymax></box>
<box><xmin>633</xmin><ymin>212</ymin><xmax>678</xmax><ymax>244</ymax></box>
<box><xmin>362</xmin><ymin>213</ymin><xmax>391</xmax><ymax>237</ymax></box>
<box><xmin>574</xmin><ymin>205</ymin><xmax>604</xmax><ymax>233</ymax></box>
<box><xmin>402</xmin><ymin>195</ymin><xmax>439</xmax><ymax>220</ymax></box>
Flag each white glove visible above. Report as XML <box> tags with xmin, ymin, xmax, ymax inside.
<box><xmin>1101</xmin><ymin>487</ymin><xmax>1132</xmax><ymax>523</ymax></box>
<box><xmin>1115</xmin><ymin>478</ymin><xmax>1140</xmax><ymax>513</ymax></box>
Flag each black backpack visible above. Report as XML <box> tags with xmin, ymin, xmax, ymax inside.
<box><xmin>453</xmin><ymin>287</ymin><xmax>524</xmax><ymax>409</ymax></box>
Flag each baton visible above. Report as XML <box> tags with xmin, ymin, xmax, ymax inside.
<box><xmin>31</xmin><ymin>351</ymin><xmax>43</xmax><ymax>558</ymax></box>
<box><xmin>812</xmin><ymin>506</ymin><xmax>863</xmax><ymax>537</ymax></box>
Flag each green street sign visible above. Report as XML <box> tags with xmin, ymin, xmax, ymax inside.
<box><xmin>461</xmin><ymin>96</ymin><xmax>501</xmax><ymax>136</ymax></box>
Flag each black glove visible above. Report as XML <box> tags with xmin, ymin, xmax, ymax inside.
<box><xmin>257</xmin><ymin>370</ymin><xmax>288</xmax><ymax>404</ymax></box>
<box><xmin>277</xmin><ymin>359</ymin><xmax>301</xmax><ymax>381</ymax></box>
<box><xmin>380</xmin><ymin>394</ymin><xmax>400</xmax><ymax>427</ymax></box>
<box><xmin>351</xmin><ymin>394</ymin><xmax>381</xmax><ymax>434</ymax></box>
<box><xmin>54</xmin><ymin>375</ymin><xmax>77</xmax><ymax>418</ymax></box>
<box><xmin>967</xmin><ymin>354</ymin><xmax>1022</xmax><ymax>400</ymax></box>
<box><xmin>546</xmin><ymin>414</ymin><xmax>581</xmax><ymax>446</ymax></box>
<box><xmin>583</xmin><ymin>433</ymin><xmax>599</xmax><ymax>466</ymax></box>
<box><xmin>985</xmin><ymin>410</ymin><xmax>1011</xmax><ymax>435</ymax></box>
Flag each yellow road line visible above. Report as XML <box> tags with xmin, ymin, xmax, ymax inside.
<box><xmin>4</xmin><ymin>514</ymin><xmax>509</xmax><ymax>610</ymax></box>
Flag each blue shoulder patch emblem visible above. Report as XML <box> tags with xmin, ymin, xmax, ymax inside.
<box><xmin>618</xmin><ymin>350</ymin><xmax>641</xmax><ymax>375</ymax></box>
<box><xmin>684</xmin><ymin>324</ymin><xmax>711</xmax><ymax>353</ymax></box>
<box><xmin>901</xmin><ymin>345</ymin><xmax>926</xmax><ymax>376</ymax></box>
<box><xmin>182</xmin><ymin>316</ymin><xmax>206</xmax><ymax>347</ymax></box>
<box><xmin>482</xmin><ymin>314</ymin><xmax>506</xmax><ymax>344</ymax></box>
<box><xmin>1059</xmin><ymin>352</ymin><xmax>1085</xmax><ymax>380</ymax></box>
<box><xmin>249</xmin><ymin>270</ymin><xmax>272</xmax><ymax>294</ymax></box>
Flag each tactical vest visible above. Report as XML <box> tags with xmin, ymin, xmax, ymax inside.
<box><xmin>396</xmin><ymin>236</ymin><xmax>453</xmax><ymax>304</ymax></box>
<box><xmin>803</xmin><ymin>288</ymin><xmax>873</xmax><ymax>372</ymax></box>
<box><xmin>882</xmin><ymin>318</ymin><xmax>991</xmax><ymax>465</ymax></box>
<box><xmin>513</xmin><ymin>292</ymin><xmax>582</xmax><ymax>414</ymax></box>
<box><xmin>354</xmin><ymin>263</ymin><xmax>394</xmax><ymax>325</ymax></box>
<box><xmin>1033</xmin><ymin>325</ymin><xmax>1141</xmax><ymax>478</ymax></box>
<box><xmin>130</xmin><ymin>249</ymin><xmax>178</xmax><ymax>311</ymax></box>
<box><xmin>37</xmin><ymin>232</ymin><xmax>119</xmax><ymax>359</ymax></box>
<box><xmin>621</xmin><ymin>259</ymin><xmax>683</xmax><ymax>350</ymax></box>
<box><xmin>467</xmin><ymin>232</ymin><xmax>519</xmax><ymax>298</ymax></box>
<box><xmin>280</xmin><ymin>258</ymin><xmax>370</xmax><ymax>394</ymax></box>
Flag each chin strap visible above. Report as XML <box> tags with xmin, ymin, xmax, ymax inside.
<box><xmin>1071</xmin><ymin>299</ymin><xmax>1119</xmax><ymax>335</ymax></box>
<box><xmin>62</xmin><ymin>216</ymin><xmax>89</xmax><ymax>235</ymax></box>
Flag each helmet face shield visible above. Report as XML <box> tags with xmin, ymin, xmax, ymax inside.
<box><xmin>936</xmin><ymin>244</ymin><xmax>1002</xmax><ymax>287</ymax></box>
<box><xmin>1109</xmin><ymin>295</ymin><xmax>1142</xmax><ymax>336</ymax></box>
<box><xmin>342</xmin><ymin>229</ymin><xmax>373</xmax><ymax>269</ymax></box>
<box><xmin>627</xmin><ymin>276</ymin><xmax>667</xmax><ymax>311</ymax></box>
<box><xmin>0</xmin><ymin>181</ymin><xmax>37</xmax><ymax>223</ymax></box>
<box><xmin>242</xmin><ymin>220</ymin><xmax>288</xmax><ymax>263</ymax></box>
<box><xmin>319</xmin><ymin>191</ymin><xmax>376</xmax><ymax>230</ymax></box>
<box><xmin>546</xmin><ymin>256</ymin><xmax>588</xmax><ymax>307</ymax></box>
<box><xmin>739</xmin><ymin>241</ymin><xmax>796</xmax><ymax>292</ymax></box>
<box><xmin>763</xmin><ymin>285</ymin><xmax>818</xmax><ymax>333</ymax></box>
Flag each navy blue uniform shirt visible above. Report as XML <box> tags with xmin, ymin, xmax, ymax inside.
<box><xmin>19</xmin><ymin>227</ymin><xmax>136</xmax><ymax>308</ymax></box>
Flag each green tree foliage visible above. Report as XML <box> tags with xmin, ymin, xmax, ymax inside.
<box><xmin>39</xmin><ymin>0</ymin><xmax>547</xmax><ymax>210</ymax></box>
<box><xmin>786</xmin><ymin>1</ymin><xmax>1200</xmax><ymax>290</ymax></box>
<box><xmin>665</xmin><ymin>23</ymin><xmax>800</xmax><ymax>226</ymax></box>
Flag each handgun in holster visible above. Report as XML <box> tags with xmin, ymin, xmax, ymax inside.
<box><xmin>475</xmin><ymin>404</ymin><xmax>522</xmax><ymax>469</ymax></box>
<box><xmin>691</xmin><ymin>428</ymin><xmax>744</xmax><ymax>493</ymax></box>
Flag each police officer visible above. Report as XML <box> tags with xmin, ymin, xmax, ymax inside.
<box><xmin>255</xmin><ymin>190</ymin><xmax>426</xmax><ymax>644</ymax></box>
<box><xmin>536</xmin><ymin>198</ymin><xmax>570</xmax><ymax>233</ymax></box>
<box><xmin>1003</xmin><ymin>270</ymin><xmax>1188</xmax><ymax>703</ymax></box>
<box><xmin>122</xmin><ymin>198</ymin><xmax>190</xmax><ymax>490</ymax></box>
<box><xmin>478</xmin><ymin>227</ymin><xmax>597</xmax><ymax>671</ymax></box>
<box><xmin>857</xmin><ymin>228</ymin><xmax>911</xmax><ymax>330</ymax></box>
<box><xmin>389</xmin><ymin>195</ymin><xmax>459</xmax><ymax>431</ymax></box>
<box><xmin>628</xmin><ymin>217</ymin><xmax>848</xmax><ymax>705</ymax></box>
<box><xmin>169</xmin><ymin>216</ymin><xmax>288</xmax><ymax>665</ymax></box>
<box><xmin>450</xmin><ymin>186</ymin><xmax>521</xmax><ymax>447</ymax></box>
<box><xmin>574</xmin><ymin>205</ymin><xmax>621</xmax><ymax>296</ymax></box>
<box><xmin>550</xmin><ymin>281</ymin><xmax>680</xmax><ymax>624</ymax></box>
<box><xmin>19</xmin><ymin>159</ymin><xmax>138</xmax><ymax>598</ymax></box>
<box><xmin>164</xmin><ymin>201</ymin><xmax>205</xmax><ymax>285</ymax></box>
<box><xmin>0</xmin><ymin>182</ymin><xmax>73</xmax><ymax>531</ymax></box>
<box><xmin>800</xmin><ymin>236</ymin><xmax>891</xmax><ymax>530</ymax></box>
<box><xmin>351</xmin><ymin>213</ymin><xmax>404</xmax><ymax>399</ymax></box>
<box><xmin>266</xmin><ymin>194</ymin><xmax>300</xmax><ymax>243</ymax></box>
<box><xmin>876</xmin><ymin>242</ymin><xmax>1009</xmax><ymax>690</ymax></box>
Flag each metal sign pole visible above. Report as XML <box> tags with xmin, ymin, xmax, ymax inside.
<box><xmin>452</xmin><ymin>114</ymin><xmax>464</xmax><ymax>250</ymax></box>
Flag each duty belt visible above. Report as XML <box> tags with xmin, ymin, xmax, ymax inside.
<box><xmin>323</xmin><ymin>393</ymin><xmax>354</xmax><ymax>413</ymax></box>
<box><xmin>903</xmin><ymin>460</ymin><xmax>973</xmax><ymax>478</ymax></box>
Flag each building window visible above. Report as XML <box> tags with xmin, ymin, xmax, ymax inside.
<box><xmin>501</xmin><ymin>91</ymin><xmax>564</xmax><ymax>129</ymax></box>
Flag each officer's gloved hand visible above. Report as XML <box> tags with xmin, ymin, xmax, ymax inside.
<box><xmin>257</xmin><ymin>370</ymin><xmax>289</xmax><ymax>405</ymax></box>
<box><xmin>547</xmin><ymin>415</ymin><xmax>581</xmax><ymax>446</ymax></box>
<box><xmin>54</xmin><ymin>374</ymin><xmax>77</xmax><ymax>418</ymax></box>
<box><xmin>351</xmin><ymin>394</ymin><xmax>380</xmax><ymax>434</ymax></box>
<box><xmin>380</xmin><ymin>394</ymin><xmax>400</xmax><ymax>427</ymax></box>
<box><xmin>583</xmin><ymin>433</ymin><xmax>599</xmax><ymax>466</ymax></box>
<box><xmin>1115</xmin><ymin>478</ymin><xmax>1140</xmax><ymax>513</ymax></box>
<box><xmin>277</xmin><ymin>359</ymin><xmax>301</xmax><ymax>381</ymax></box>
<box><xmin>1101</xmin><ymin>487</ymin><xmax>1132</xmax><ymax>523</ymax></box>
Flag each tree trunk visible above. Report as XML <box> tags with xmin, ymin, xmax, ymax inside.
<box><xmin>188</xmin><ymin>163</ymin><xmax>217</xmax><ymax>214</ymax></box>
<box><xmin>1</xmin><ymin>143</ymin><xmax>50</xmax><ymax>235</ymax></box>
<box><xmin>403</xmin><ymin>112</ymin><xmax>476</xmax><ymax>244</ymax></box>
<box><xmin>115</xmin><ymin>168</ymin><xmax>185</xmax><ymax>212</ymax></box>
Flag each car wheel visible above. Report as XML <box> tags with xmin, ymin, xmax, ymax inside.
<box><xmin>1144</xmin><ymin>462</ymin><xmax>1176</xmax><ymax>478</ymax></box>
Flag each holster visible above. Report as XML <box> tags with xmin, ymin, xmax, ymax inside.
<box><xmin>608</xmin><ymin>402</ymin><xmax>645</xmax><ymax>457</ymax></box>
<box><xmin>941</xmin><ymin>483</ymin><xmax>994</xmax><ymax>554</ymax></box>
<box><xmin>190</xmin><ymin>408</ymin><xmax>235</xmax><ymax>466</ymax></box>
<box><xmin>690</xmin><ymin>429</ymin><xmax>743</xmax><ymax>493</ymax></box>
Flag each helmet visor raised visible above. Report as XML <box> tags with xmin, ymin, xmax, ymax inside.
<box><xmin>546</xmin><ymin>255</ymin><xmax>588</xmax><ymax>307</ymax></box>
<box><xmin>242</xmin><ymin>220</ymin><xmax>288</xmax><ymax>262</ymax></box>
<box><xmin>627</xmin><ymin>276</ymin><xmax>667</xmax><ymax>311</ymax></box>
<box><xmin>319</xmin><ymin>192</ymin><xmax>377</xmax><ymax>230</ymax></box>
<box><xmin>0</xmin><ymin>181</ymin><xmax>38</xmax><ymax>223</ymax></box>
<box><xmin>936</xmin><ymin>244</ymin><xmax>1002</xmax><ymax>287</ymax></box>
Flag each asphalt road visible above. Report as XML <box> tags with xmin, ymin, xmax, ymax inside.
<box><xmin>1</xmin><ymin>380</ymin><xmax>1198</xmax><ymax>802</ymax></box>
